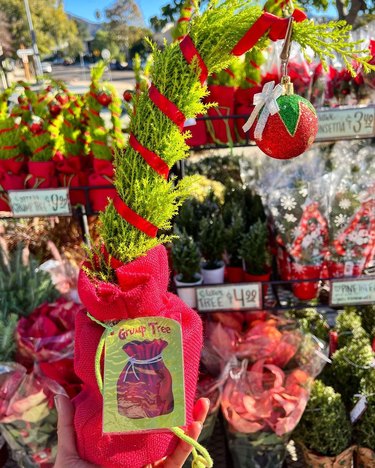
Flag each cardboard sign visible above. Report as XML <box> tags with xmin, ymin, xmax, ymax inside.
<box><xmin>316</xmin><ymin>106</ymin><xmax>375</xmax><ymax>141</ymax></box>
<box><xmin>103</xmin><ymin>317</ymin><xmax>185</xmax><ymax>433</ymax></box>
<box><xmin>196</xmin><ymin>283</ymin><xmax>262</xmax><ymax>312</ymax></box>
<box><xmin>330</xmin><ymin>278</ymin><xmax>375</xmax><ymax>306</ymax></box>
<box><xmin>8</xmin><ymin>189</ymin><xmax>71</xmax><ymax>217</ymax></box>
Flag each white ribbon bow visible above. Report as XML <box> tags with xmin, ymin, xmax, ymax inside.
<box><xmin>242</xmin><ymin>81</ymin><xmax>283</xmax><ymax>141</ymax></box>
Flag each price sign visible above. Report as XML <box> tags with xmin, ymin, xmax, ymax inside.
<box><xmin>316</xmin><ymin>106</ymin><xmax>375</xmax><ymax>141</ymax></box>
<box><xmin>330</xmin><ymin>278</ymin><xmax>375</xmax><ymax>306</ymax></box>
<box><xmin>196</xmin><ymin>283</ymin><xmax>262</xmax><ymax>312</ymax></box>
<box><xmin>8</xmin><ymin>189</ymin><xmax>71</xmax><ymax>217</ymax></box>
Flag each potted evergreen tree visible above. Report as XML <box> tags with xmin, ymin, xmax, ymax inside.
<box><xmin>239</xmin><ymin>219</ymin><xmax>271</xmax><ymax>290</ymax></box>
<box><xmin>172</xmin><ymin>230</ymin><xmax>202</xmax><ymax>308</ymax></box>
<box><xmin>199</xmin><ymin>215</ymin><xmax>225</xmax><ymax>284</ymax></box>
<box><xmin>294</xmin><ymin>380</ymin><xmax>354</xmax><ymax>467</ymax></box>
<box><xmin>224</xmin><ymin>208</ymin><xmax>245</xmax><ymax>283</ymax></box>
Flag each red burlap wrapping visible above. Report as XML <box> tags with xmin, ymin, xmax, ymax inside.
<box><xmin>0</xmin><ymin>158</ymin><xmax>26</xmax><ymax>211</ymax></box>
<box><xmin>54</xmin><ymin>155</ymin><xmax>87</xmax><ymax>206</ymax></box>
<box><xmin>205</xmin><ymin>85</ymin><xmax>235</xmax><ymax>144</ymax></box>
<box><xmin>88</xmin><ymin>158</ymin><xmax>116</xmax><ymax>212</ymax></box>
<box><xmin>75</xmin><ymin>245</ymin><xmax>202</xmax><ymax>468</ymax></box>
<box><xmin>26</xmin><ymin>161</ymin><xmax>58</xmax><ymax>189</ymax></box>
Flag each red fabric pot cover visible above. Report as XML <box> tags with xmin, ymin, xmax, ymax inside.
<box><xmin>205</xmin><ymin>85</ymin><xmax>235</xmax><ymax>144</ymax></box>
<box><xmin>291</xmin><ymin>264</ymin><xmax>322</xmax><ymax>301</ymax></box>
<box><xmin>88</xmin><ymin>158</ymin><xmax>115</xmax><ymax>212</ymax></box>
<box><xmin>75</xmin><ymin>245</ymin><xmax>202</xmax><ymax>468</ymax></box>
<box><xmin>243</xmin><ymin>271</ymin><xmax>271</xmax><ymax>295</ymax></box>
<box><xmin>0</xmin><ymin>158</ymin><xmax>26</xmax><ymax>211</ymax></box>
<box><xmin>277</xmin><ymin>247</ymin><xmax>292</xmax><ymax>281</ymax></box>
<box><xmin>26</xmin><ymin>161</ymin><xmax>57</xmax><ymax>189</ymax></box>
<box><xmin>234</xmin><ymin>87</ymin><xmax>261</xmax><ymax>142</ymax></box>
<box><xmin>55</xmin><ymin>155</ymin><xmax>87</xmax><ymax>206</ymax></box>
<box><xmin>327</xmin><ymin>261</ymin><xmax>362</xmax><ymax>279</ymax></box>
<box><xmin>225</xmin><ymin>266</ymin><xmax>244</xmax><ymax>284</ymax></box>
<box><xmin>186</xmin><ymin>115</ymin><xmax>208</xmax><ymax>147</ymax></box>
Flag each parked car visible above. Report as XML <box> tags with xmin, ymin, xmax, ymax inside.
<box><xmin>41</xmin><ymin>62</ymin><xmax>52</xmax><ymax>73</ymax></box>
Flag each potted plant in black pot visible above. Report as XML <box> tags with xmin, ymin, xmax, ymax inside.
<box><xmin>172</xmin><ymin>229</ymin><xmax>202</xmax><ymax>308</ymax></box>
<box><xmin>224</xmin><ymin>207</ymin><xmax>245</xmax><ymax>283</ymax></box>
<box><xmin>239</xmin><ymin>219</ymin><xmax>271</xmax><ymax>291</ymax></box>
<box><xmin>199</xmin><ymin>214</ymin><xmax>225</xmax><ymax>284</ymax></box>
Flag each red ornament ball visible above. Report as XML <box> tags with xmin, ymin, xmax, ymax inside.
<box><xmin>49</xmin><ymin>102</ymin><xmax>62</xmax><ymax>116</ymax></box>
<box><xmin>252</xmin><ymin>94</ymin><xmax>318</xmax><ymax>159</ymax></box>
<box><xmin>123</xmin><ymin>90</ymin><xmax>133</xmax><ymax>102</ymax></box>
<box><xmin>56</xmin><ymin>93</ymin><xmax>69</xmax><ymax>106</ymax></box>
<box><xmin>29</xmin><ymin>117</ymin><xmax>44</xmax><ymax>135</ymax></box>
<box><xmin>96</xmin><ymin>91</ymin><xmax>112</xmax><ymax>107</ymax></box>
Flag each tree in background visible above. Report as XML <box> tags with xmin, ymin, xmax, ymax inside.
<box><xmin>0</xmin><ymin>11</ymin><xmax>12</xmax><ymax>56</ymax></box>
<box><xmin>0</xmin><ymin>0</ymin><xmax>83</xmax><ymax>57</ymax></box>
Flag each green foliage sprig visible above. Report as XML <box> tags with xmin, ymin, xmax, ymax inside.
<box><xmin>335</xmin><ymin>309</ymin><xmax>369</xmax><ymax>348</ymax></box>
<box><xmin>0</xmin><ymin>118</ymin><xmax>21</xmax><ymax>160</ymax></box>
<box><xmin>286</xmin><ymin>308</ymin><xmax>329</xmax><ymax>342</ymax></box>
<box><xmin>224</xmin><ymin>208</ymin><xmax>245</xmax><ymax>267</ymax></box>
<box><xmin>294</xmin><ymin>380</ymin><xmax>352</xmax><ymax>457</ymax></box>
<box><xmin>353</xmin><ymin>373</ymin><xmax>375</xmax><ymax>451</ymax></box>
<box><xmin>199</xmin><ymin>215</ymin><xmax>225</xmax><ymax>269</ymax></box>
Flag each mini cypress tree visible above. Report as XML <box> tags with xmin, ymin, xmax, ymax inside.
<box><xmin>199</xmin><ymin>214</ymin><xmax>225</xmax><ymax>269</ymax></box>
<box><xmin>172</xmin><ymin>229</ymin><xmax>201</xmax><ymax>282</ymax></box>
<box><xmin>239</xmin><ymin>219</ymin><xmax>271</xmax><ymax>275</ymax></box>
<box><xmin>294</xmin><ymin>380</ymin><xmax>352</xmax><ymax>457</ymax></box>
<box><xmin>353</xmin><ymin>373</ymin><xmax>375</xmax><ymax>451</ymax></box>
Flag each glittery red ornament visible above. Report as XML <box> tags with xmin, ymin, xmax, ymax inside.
<box><xmin>123</xmin><ymin>90</ymin><xmax>133</xmax><ymax>102</ymax></box>
<box><xmin>252</xmin><ymin>94</ymin><xmax>318</xmax><ymax>159</ymax></box>
<box><xmin>96</xmin><ymin>91</ymin><xmax>112</xmax><ymax>107</ymax></box>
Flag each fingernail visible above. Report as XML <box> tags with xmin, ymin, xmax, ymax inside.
<box><xmin>197</xmin><ymin>422</ymin><xmax>203</xmax><ymax>432</ymax></box>
<box><xmin>54</xmin><ymin>394</ymin><xmax>66</xmax><ymax>412</ymax></box>
<box><xmin>203</xmin><ymin>398</ymin><xmax>210</xmax><ymax>406</ymax></box>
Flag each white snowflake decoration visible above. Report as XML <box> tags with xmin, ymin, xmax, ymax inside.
<box><xmin>271</xmin><ymin>206</ymin><xmax>279</xmax><ymax>217</ymax></box>
<box><xmin>292</xmin><ymin>227</ymin><xmax>301</xmax><ymax>238</ymax></box>
<box><xmin>280</xmin><ymin>195</ymin><xmax>297</xmax><ymax>211</ymax></box>
<box><xmin>334</xmin><ymin>214</ymin><xmax>347</xmax><ymax>227</ymax></box>
<box><xmin>285</xmin><ymin>213</ymin><xmax>297</xmax><ymax>223</ymax></box>
<box><xmin>299</xmin><ymin>187</ymin><xmax>308</xmax><ymax>197</ymax></box>
<box><xmin>292</xmin><ymin>263</ymin><xmax>306</xmax><ymax>274</ymax></box>
<box><xmin>339</xmin><ymin>198</ymin><xmax>351</xmax><ymax>210</ymax></box>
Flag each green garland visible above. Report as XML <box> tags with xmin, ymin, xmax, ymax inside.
<box><xmin>97</xmin><ymin>0</ymin><xmax>375</xmax><ymax>269</ymax></box>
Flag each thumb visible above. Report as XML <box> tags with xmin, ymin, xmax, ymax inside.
<box><xmin>55</xmin><ymin>394</ymin><xmax>78</xmax><ymax>457</ymax></box>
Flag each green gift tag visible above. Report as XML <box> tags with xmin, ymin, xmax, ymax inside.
<box><xmin>103</xmin><ymin>317</ymin><xmax>185</xmax><ymax>433</ymax></box>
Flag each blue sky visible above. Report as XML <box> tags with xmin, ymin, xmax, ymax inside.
<box><xmin>64</xmin><ymin>0</ymin><xmax>168</xmax><ymax>25</ymax></box>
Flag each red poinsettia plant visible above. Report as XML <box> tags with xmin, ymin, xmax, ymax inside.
<box><xmin>15</xmin><ymin>298</ymin><xmax>85</xmax><ymax>398</ymax></box>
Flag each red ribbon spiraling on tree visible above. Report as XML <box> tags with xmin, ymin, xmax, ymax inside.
<box><xmin>64</xmin><ymin>137</ymin><xmax>75</xmax><ymax>145</ymax></box>
<box><xmin>129</xmin><ymin>134</ymin><xmax>169</xmax><ymax>180</ymax></box>
<box><xmin>0</xmin><ymin>127</ymin><xmax>15</xmax><ymax>135</ymax></box>
<box><xmin>179</xmin><ymin>35</ymin><xmax>208</xmax><ymax>85</ymax></box>
<box><xmin>33</xmin><ymin>143</ymin><xmax>50</xmax><ymax>155</ymax></box>
<box><xmin>92</xmin><ymin>140</ymin><xmax>107</xmax><ymax>146</ymax></box>
<box><xmin>1</xmin><ymin>145</ymin><xmax>18</xmax><ymax>151</ymax></box>
<box><xmin>114</xmin><ymin>194</ymin><xmax>158</xmax><ymax>238</ymax></box>
<box><xmin>250</xmin><ymin>60</ymin><xmax>261</xmax><ymax>69</ymax></box>
<box><xmin>178</xmin><ymin>17</ymin><xmax>190</xmax><ymax>23</ymax></box>
<box><xmin>231</xmin><ymin>10</ymin><xmax>307</xmax><ymax>56</ymax></box>
<box><xmin>246</xmin><ymin>78</ymin><xmax>258</xmax><ymax>86</ymax></box>
<box><xmin>148</xmin><ymin>84</ymin><xmax>186</xmax><ymax>130</ymax></box>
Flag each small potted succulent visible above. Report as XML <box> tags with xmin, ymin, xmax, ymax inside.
<box><xmin>172</xmin><ymin>229</ymin><xmax>202</xmax><ymax>308</ymax></box>
<box><xmin>294</xmin><ymin>380</ymin><xmax>354</xmax><ymax>467</ymax></box>
<box><xmin>199</xmin><ymin>215</ymin><xmax>225</xmax><ymax>284</ymax></box>
<box><xmin>239</xmin><ymin>219</ymin><xmax>271</xmax><ymax>291</ymax></box>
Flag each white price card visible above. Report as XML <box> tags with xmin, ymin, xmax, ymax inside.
<box><xmin>9</xmin><ymin>189</ymin><xmax>71</xmax><ymax>217</ymax></box>
<box><xmin>330</xmin><ymin>278</ymin><xmax>375</xmax><ymax>306</ymax></box>
<box><xmin>196</xmin><ymin>283</ymin><xmax>262</xmax><ymax>312</ymax></box>
<box><xmin>316</xmin><ymin>106</ymin><xmax>375</xmax><ymax>141</ymax></box>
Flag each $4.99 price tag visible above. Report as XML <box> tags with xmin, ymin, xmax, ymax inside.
<box><xmin>196</xmin><ymin>283</ymin><xmax>262</xmax><ymax>312</ymax></box>
<box><xmin>8</xmin><ymin>189</ymin><xmax>71</xmax><ymax>217</ymax></box>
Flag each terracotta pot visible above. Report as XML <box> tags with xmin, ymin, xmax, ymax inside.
<box><xmin>201</xmin><ymin>261</ymin><xmax>225</xmax><ymax>285</ymax></box>
<box><xmin>355</xmin><ymin>446</ymin><xmax>375</xmax><ymax>468</ymax></box>
<box><xmin>291</xmin><ymin>264</ymin><xmax>322</xmax><ymax>301</ymax></box>
<box><xmin>174</xmin><ymin>273</ymin><xmax>203</xmax><ymax>309</ymax></box>
<box><xmin>302</xmin><ymin>445</ymin><xmax>355</xmax><ymax>467</ymax></box>
<box><xmin>225</xmin><ymin>266</ymin><xmax>244</xmax><ymax>283</ymax></box>
<box><xmin>243</xmin><ymin>270</ymin><xmax>271</xmax><ymax>295</ymax></box>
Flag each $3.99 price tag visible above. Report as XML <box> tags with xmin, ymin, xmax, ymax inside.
<box><xmin>196</xmin><ymin>283</ymin><xmax>262</xmax><ymax>312</ymax></box>
<box><xmin>8</xmin><ymin>189</ymin><xmax>71</xmax><ymax>217</ymax></box>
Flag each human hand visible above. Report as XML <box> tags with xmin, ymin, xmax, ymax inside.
<box><xmin>54</xmin><ymin>394</ymin><xmax>210</xmax><ymax>468</ymax></box>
